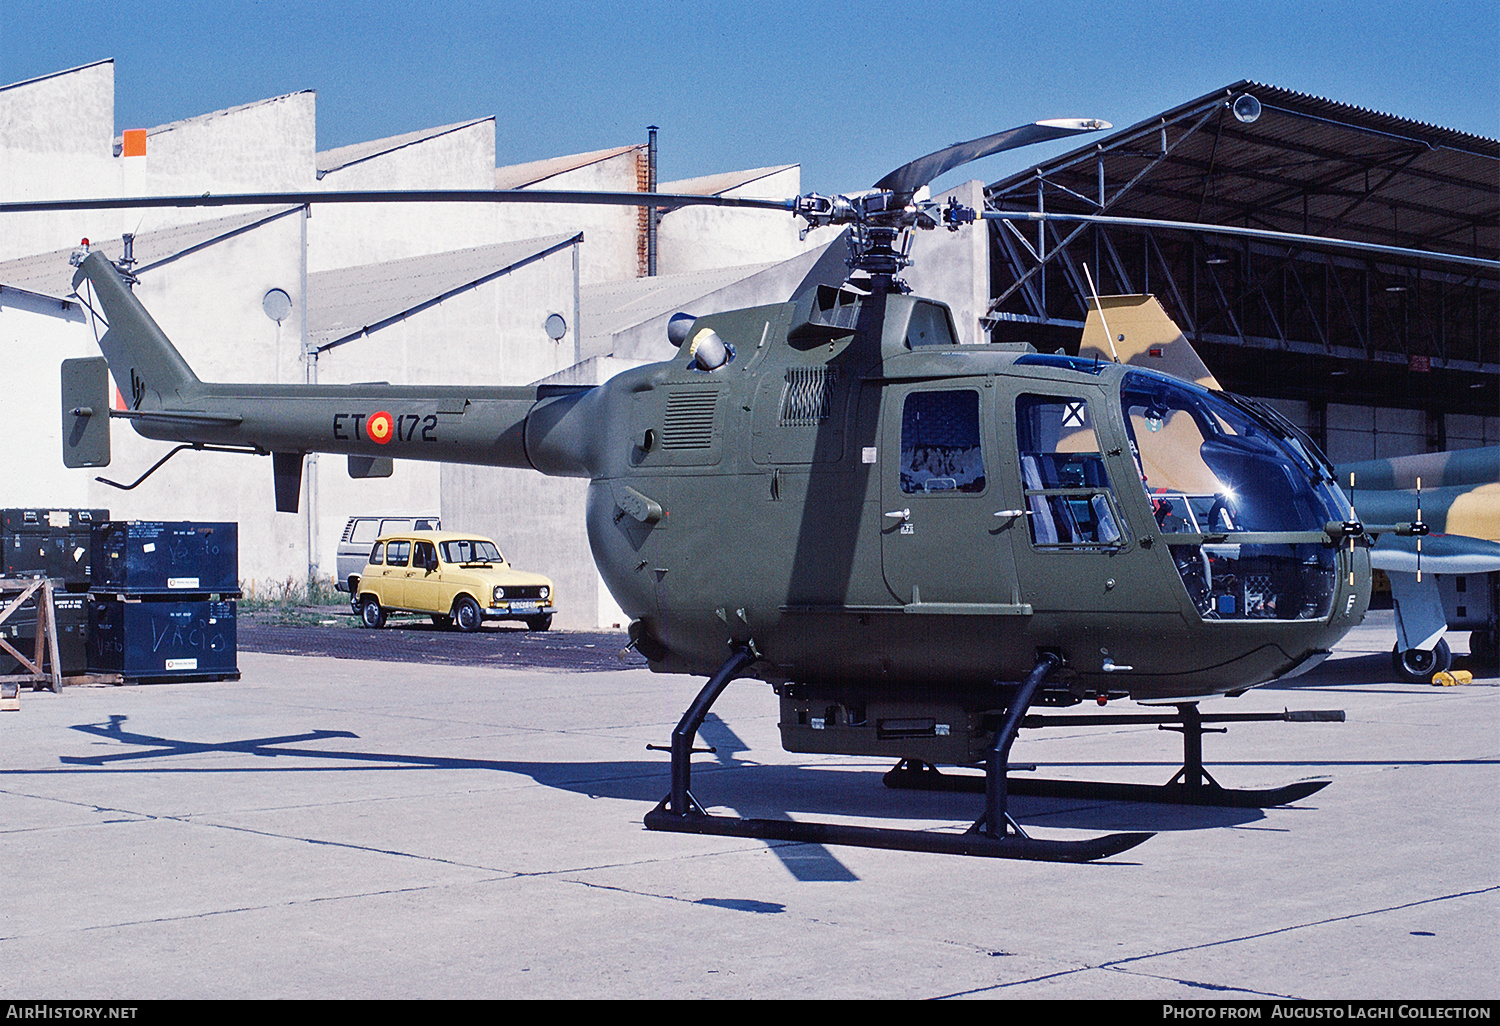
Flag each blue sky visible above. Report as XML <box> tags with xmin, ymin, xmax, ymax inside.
<box><xmin>4</xmin><ymin>0</ymin><xmax>1496</xmax><ymax>195</ymax></box>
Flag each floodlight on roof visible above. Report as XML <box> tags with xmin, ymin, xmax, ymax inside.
<box><xmin>1231</xmin><ymin>94</ymin><xmax>1262</xmax><ymax>124</ymax></box>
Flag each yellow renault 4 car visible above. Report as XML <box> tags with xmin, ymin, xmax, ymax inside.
<box><xmin>356</xmin><ymin>530</ymin><xmax>555</xmax><ymax>632</ymax></box>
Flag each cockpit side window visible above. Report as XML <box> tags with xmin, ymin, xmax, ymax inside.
<box><xmin>1016</xmin><ymin>395</ymin><xmax>1125</xmax><ymax>548</ymax></box>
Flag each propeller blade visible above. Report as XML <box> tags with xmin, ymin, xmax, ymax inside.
<box><xmin>1348</xmin><ymin>472</ymin><xmax>1358</xmax><ymax>588</ymax></box>
<box><xmin>873</xmin><ymin>119</ymin><xmax>1110</xmax><ymax>201</ymax></box>
<box><xmin>1415</xmin><ymin>476</ymin><xmax>1423</xmax><ymax>582</ymax></box>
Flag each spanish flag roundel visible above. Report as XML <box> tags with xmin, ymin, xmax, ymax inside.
<box><xmin>367</xmin><ymin>411</ymin><xmax>394</xmax><ymax>444</ymax></box>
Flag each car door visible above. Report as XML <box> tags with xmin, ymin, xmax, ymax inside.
<box><xmin>404</xmin><ymin>540</ymin><xmax>445</xmax><ymax>614</ymax></box>
<box><xmin>378</xmin><ymin>539</ymin><xmax>412</xmax><ymax>608</ymax></box>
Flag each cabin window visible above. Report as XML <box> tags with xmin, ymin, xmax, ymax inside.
<box><xmin>385</xmin><ymin>540</ymin><xmax>411</xmax><ymax>567</ymax></box>
<box><xmin>412</xmin><ymin>540</ymin><xmax>437</xmax><ymax>571</ymax></box>
<box><xmin>899</xmin><ymin>390</ymin><xmax>986</xmax><ymax>494</ymax></box>
<box><xmin>1016</xmin><ymin>394</ymin><xmax>1125</xmax><ymax>548</ymax></box>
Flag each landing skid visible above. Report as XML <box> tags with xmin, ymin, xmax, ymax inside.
<box><xmin>884</xmin><ymin>704</ymin><xmax>1342</xmax><ymax>808</ymax></box>
<box><xmin>644</xmin><ymin>649</ymin><xmax>1153</xmax><ymax>863</ymax></box>
<box><xmin>642</xmin><ymin>800</ymin><xmax>1151</xmax><ymax>862</ymax></box>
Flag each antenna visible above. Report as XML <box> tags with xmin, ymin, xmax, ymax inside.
<box><xmin>1082</xmin><ymin>263</ymin><xmax>1120</xmax><ymax>362</ymax></box>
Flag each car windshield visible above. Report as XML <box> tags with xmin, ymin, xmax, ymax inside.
<box><xmin>440</xmin><ymin>539</ymin><xmax>502</xmax><ymax>564</ymax></box>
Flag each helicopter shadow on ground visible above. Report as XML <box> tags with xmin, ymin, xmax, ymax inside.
<box><xmin>53</xmin><ymin>713</ymin><xmax>863</xmax><ymax>880</ymax></box>
<box><xmin>50</xmin><ymin>713</ymin><xmax>1277</xmax><ymax>873</ymax></box>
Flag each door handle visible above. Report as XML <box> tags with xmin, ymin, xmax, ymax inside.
<box><xmin>884</xmin><ymin>508</ymin><xmax>911</xmax><ymax>521</ymax></box>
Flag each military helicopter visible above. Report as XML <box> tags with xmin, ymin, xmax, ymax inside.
<box><xmin>50</xmin><ymin>115</ymin><xmax>1420</xmax><ymax>862</ymax></box>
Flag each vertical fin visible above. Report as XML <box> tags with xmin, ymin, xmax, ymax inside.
<box><xmin>273</xmin><ymin>453</ymin><xmax>303</xmax><ymax>513</ymax></box>
<box><xmin>71</xmin><ymin>251</ymin><xmax>200</xmax><ymax>410</ymax></box>
<box><xmin>1079</xmin><ymin>295</ymin><xmax>1221</xmax><ymax>390</ymax></box>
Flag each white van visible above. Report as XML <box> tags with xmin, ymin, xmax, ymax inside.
<box><xmin>335</xmin><ymin>514</ymin><xmax>440</xmax><ymax>598</ymax></box>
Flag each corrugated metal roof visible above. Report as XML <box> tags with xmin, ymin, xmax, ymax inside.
<box><xmin>987</xmin><ymin>80</ymin><xmax>1499</xmax><ymax>263</ymax></box>
<box><xmin>307</xmin><ymin>234</ymin><xmax>580</xmax><ymax>350</ymax></box>
<box><xmin>579</xmin><ymin>261</ymin><xmax>781</xmax><ymax>345</ymax></box>
<box><xmin>0</xmin><ymin>205</ymin><xmax>301</xmax><ymax>300</ymax></box>
<box><xmin>317</xmin><ymin>118</ymin><xmax>494</xmax><ymax>177</ymax></box>
<box><xmin>493</xmin><ymin>144</ymin><xmax>643</xmax><ymax>190</ymax></box>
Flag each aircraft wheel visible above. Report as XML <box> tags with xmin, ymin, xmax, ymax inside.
<box><xmin>453</xmin><ymin>596</ymin><xmax>483</xmax><ymax>633</ymax></box>
<box><xmin>430</xmin><ymin>614</ymin><xmax>453</xmax><ymax>628</ymax></box>
<box><xmin>525</xmin><ymin>614</ymin><xmax>553</xmax><ymax>632</ymax></box>
<box><xmin>1392</xmin><ymin>639</ymin><xmax>1451</xmax><ymax>683</ymax></box>
<box><xmin>1470</xmin><ymin>630</ymin><xmax>1497</xmax><ymax>666</ymax></box>
<box><xmin>360</xmin><ymin>597</ymin><xmax>386</xmax><ymax>629</ymax></box>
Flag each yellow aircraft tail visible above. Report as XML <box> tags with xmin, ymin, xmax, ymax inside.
<box><xmin>1078</xmin><ymin>294</ymin><xmax>1221</xmax><ymax>391</ymax></box>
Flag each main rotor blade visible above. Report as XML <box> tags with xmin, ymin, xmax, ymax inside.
<box><xmin>0</xmin><ymin>189</ymin><xmax>797</xmax><ymax>216</ymax></box>
<box><xmin>983</xmin><ymin>210</ymin><xmax>1500</xmax><ymax>271</ymax></box>
<box><xmin>874</xmin><ymin>119</ymin><xmax>1110</xmax><ymax>201</ymax></box>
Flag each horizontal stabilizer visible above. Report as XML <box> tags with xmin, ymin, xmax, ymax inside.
<box><xmin>60</xmin><ymin>357</ymin><xmax>112</xmax><ymax>468</ymax></box>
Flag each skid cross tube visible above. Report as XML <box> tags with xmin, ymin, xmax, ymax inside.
<box><xmin>645</xmin><ymin>650</ymin><xmax>1152</xmax><ymax>862</ymax></box>
<box><xmin>886</xmin><ymin>704</ymin><xmax>1343</xmax><ymax>808</ymax></box>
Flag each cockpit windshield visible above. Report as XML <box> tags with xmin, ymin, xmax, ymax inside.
<box><xmin>1119</xmin><ymin>371</ymin><xmax>1348</xmax><ymax>621</ymax></box>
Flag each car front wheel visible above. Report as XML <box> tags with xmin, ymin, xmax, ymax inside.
<box><xmin>453</xmin><ymin>596</ymin><xmax>483</xmax><ymax>633</ymax></box>
<box><xmin>360</xmin><ymin>596</ymin><xmax>386</xmax><ymax>629</ymax></box>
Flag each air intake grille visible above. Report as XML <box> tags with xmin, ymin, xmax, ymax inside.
<box><xmin>779</xmin><ymin>367</ymin><xmax>835</xmax><ymax>426</ymax></box>
<box><xmin>662</xmin><ymin>390</ymin><xmax>719</xmax><ymax>449</ymax></box>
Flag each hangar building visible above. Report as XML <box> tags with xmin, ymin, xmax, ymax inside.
<box><xmin>983</xmin><ymin>82</ymin><xmax>1498</xmax><ymax>461</ymax></box>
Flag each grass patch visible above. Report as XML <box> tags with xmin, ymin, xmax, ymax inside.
<box><xmin>238</xmin><ymin>575</ymin><xmax>350</xmax><ymax>619</ymax></box>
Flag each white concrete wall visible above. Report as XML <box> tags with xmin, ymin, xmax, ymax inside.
<box><xmin>605</xmin><ymin>237</ymin><xmax>848</xmax><ymax>361</ymax></box>
<box><xmin>0</xmin><ymin>61</ymin><xmax>120</xmax><ymax>261</ymax></box>
<box><xmin>309</xmin><ymin>246</ymin><xmax>579</xmax><ymax>582</ymax></box>
<box><xmin>497</xmin><ymin>149</ymin><xmax>645</xmax><ymax>286</ymax></box>
<box><xmin>0</xmin><ymin>293</ymin><xmax>95</xmax><ymax>508</ymax></box>
<box><xmin>656</xmin><ymin>166</ymin><xmax>813</xmax><ymax>276</ymax></box>
<box><xmin>76</xmin><ymin>215</ymin><xmax>311</xmax><ymax>589</ymax></box>
<box><xmin>310</xmin><ymin>120</ymin><xmax>499</xmax><ymax>273</ymax></box>
<box><xmin>139</xmin><ymin>93</ymin><xmax>316</xmax><ymax>201</ymax></box>
<box><xmin>903</xmin><ymin>180</ymin><xmax>990</xmax><ymax>346</ymax></box>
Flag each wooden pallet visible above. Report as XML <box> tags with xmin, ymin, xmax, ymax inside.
<box><xmin>0</xmin><ymin>577</ymin><xmax>62</xmax><ymax>709</ymax></box>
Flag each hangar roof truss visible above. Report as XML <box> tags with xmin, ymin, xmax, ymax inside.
<box><xmin>983</xmin><ymin>81</ymin><xmax>1498</xmax><ymax>409</ymax></box>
